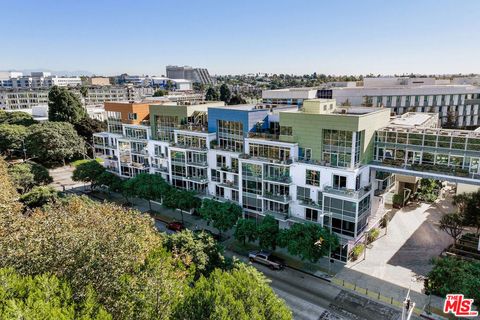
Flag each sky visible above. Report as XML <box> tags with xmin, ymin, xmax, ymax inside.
<box><xmin>1</xmin><ymin>0</ymin><xmax>480</xmax><ymax>76</ymax></box>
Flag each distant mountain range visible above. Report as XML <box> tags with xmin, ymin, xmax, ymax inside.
<box><xmin>8</xmin><ymin>69</ymin><xmax>95</xmax><ymax>77</ymax></box>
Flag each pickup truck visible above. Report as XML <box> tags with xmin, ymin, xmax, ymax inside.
<box><xmin>248</xmin><ymin>251</ymin><xmax>285</xmax><ymax>270</ymax></box>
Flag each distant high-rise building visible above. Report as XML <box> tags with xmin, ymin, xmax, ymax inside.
<box><xmin>166</xmin><ymin>65</ymin><xmax>213</xmax><ymax>85</ymax></box>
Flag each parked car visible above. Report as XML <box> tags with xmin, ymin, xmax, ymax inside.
<box><xmin>248</xmin><ymin>251</ymin><xmax>285</xmax><ymax>270</ymax></box>
<box><xmin>167</xmin><ymin>221</ymin><xmax>184</xmax><ymax>232</ymax></box>
<box><xmin>193</xmin><ymin>229</ymin><xmax>221</xmax><ymax>241</ymax></box>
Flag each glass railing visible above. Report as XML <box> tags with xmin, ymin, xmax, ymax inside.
<box><xmin>323</xmin><ymin>184</ymin><xmax>371</xmax><ymax>199</ymax></box>
<box><xmin>262</xmin><ymin>192</ymin><xmax>291</xmax><ymax>202</ymax></box>
<box><xmin>264</xmin><ymin>175</ymin><xmax>292</xmax><ymax>184</ymax></box>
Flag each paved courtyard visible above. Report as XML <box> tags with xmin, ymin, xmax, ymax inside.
<box><xmin>336</xmin><ymin>188</ymin><xmax>455</xmax><ymax>310</ymax></box>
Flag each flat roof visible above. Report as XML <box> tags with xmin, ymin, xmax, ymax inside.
<box><xmin>389</xmin><ymin>113</ymin><xmax>436</xmax><ymax>127</ymax></box>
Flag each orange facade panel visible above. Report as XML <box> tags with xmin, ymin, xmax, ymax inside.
<box><xmin>104</xmin><ymin>102</ymin><xmax>150</xmax><ymax>125</ymax></box>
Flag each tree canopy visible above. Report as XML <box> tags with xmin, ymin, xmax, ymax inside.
<box><xmin>219</xmin><ymin>83</ymin><xmax>232</xmax><ymax>103</ymax></box>
<box><xmin>19</xmin><ymin>185</ymin><xmax>60</xmax><ymax>209</ymax></box>
<box><xmin>199</xmin><ymin>199</ymin><xmax>242</xmax><ymax>235</ymax></box>
<box><xmin>74</xmin><ymin>117</ymin><xmax>107</xmax><ymax>146</ymax></box>
<box><xmin>0</xmin><ymin>124</ymin><xmax>28</xmax><ymax>157</ymax></box>
<box><xmin>174</xmin><ymin>264</ymin><xmax>292</xmax><ymax>320</ymax></box>
<box><xmin>426</xmin><ymin>257</ymin><xmax>480</xmax><ymax>305</ymax></box>
<box><xmin>0</xmin><ymin>268</ymin><xmax>111</xmax><ymax>320</ymax></box>
<box><xmin>165</xmin><ymin>230</ymin><xmax>225</xmax><ymax>279</ymax></box>
<box><xmin>123</xmin><ymin>173</ymin><xmax>170</xmax><ymax>210</ymax></box>
<box><xmin>72</xmin><ymin>160</ymin><xmax>106</xmax><ymax>189</ymax></box>
<box><xmin>278</xmin><ymin>223</ymin><xmax>339</xmax><ymax>262</ymax></box>
<box><xmin>234</xmin><ymin>218</ymin><xmax>258</xmax><ymax>245</ymax></box>
<box><xmin>257</xmin><ymin>215</ymin><xmax>280</xmax><ymax>250</ymax></box>
<box><xmin>8</xmin><ymin>162</ymin><xmax>52</xmax><ymax>194</ymax></box>
<box><xmin>0</xmin><ymin>110</ymin><xmax>36</xmax><ymax>126</ymax></box>
<box><xmin>48</xmin><ymin>86</ymin><xmax>87</xmax><ymax>124</ymax></box>
<box><xmin>26</xmin><ymin>122</ymin><xmax>85</xmax><ymax>165</ymax></box>
<box><xmin>205</xmin><ymin>87</ymin><xmax>219</xmax><ymax>101</ymax></box>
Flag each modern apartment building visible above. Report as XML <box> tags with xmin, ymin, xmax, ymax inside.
<box><xmin>0</xmin><ymin>86</ymin><xmax>154</xmax><ymax>111</ymax></box>
<box><xmin>0</xmin><ymin>71</ymin><xmax>81</xmax><ymax>88</ymax></box>
<box><xmin>94</xmin><ymin>98</ymin><xmax>480</xmax><ymax>261</ymax></box>
<box><xmin>166</xmin><ymin>65</ymin><xmax>213</xmax><ymax>85</ymax></box>
<box><xmin>263</xmin><ymin>77</ymin><xmax>480</xmax><ymax>128</ymax></box>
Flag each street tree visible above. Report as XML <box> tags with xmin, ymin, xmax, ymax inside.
<box><xmin>219</xmin><ymin>83</ymin><xmax>231</xmax><ymax>103</ymax></box>
<box><xmin>257</xmin><ymin>215</ymin><xmax>280</xmax><ymax>250</ymax></box>
<box><xmin>19</xmin><ymin>186</ymin><xmax>60</xmax><ymax>209</ymax></box>
<box><xmin>0</xmin><ymin>268</ymin><xmax>111</xmax><ymax>320</ymax></box>
<box><xmin>0</xmin><ymin>124</ymin><xmax>29</xmax><ymax>158</ymax></box>
<box><xmin>163</xmin><ymin>189</ymin><xmax>201</xmax><ymax>223</ymax></box>
<box><xmin>174</xmin><ymin>264</ymin><xmax>292</xmax><ymax>320</ymax></box>
<box><xmin>123</xmin><ymin>173</ymin><xmax>169</xmax><ymax>211</ymax></box>
<box><xmin>199</xmin><ymin>199</ymin><xmax>242</xmax><ymax>236</ymax></box>
<box><xmin>26</xmin><ymin>121</ymin><xmax>85</xmax><ymax>165</ymax></box>
<box><xmin>439</xmin><ymin>213</ymin><xmax>464</xmax><ymax>247</ymax></box>
<box><xmin>165</xmin><ymin>229</ymin><xmax>225</xmax><ymax>279</ymax></box>
<box><xmin>97</xmin><ymin>171</ymin><xmax>123</xmax><ymax>193</ymax></box>
<box><xmin>234</xmin><ymin>218</ymin><xmax>258</xmax><ymax>245</ymax></box>
<box><xmin>72</xmin><ymin>160</ymin><xmax>106</xmax><ymax>189</ymax></box>
<box><xmin>205</xmin><ymin>87</ymin><xmax>219</xmax><ymax>101</ymax></box>
<box><xmin>48</xmin><ymin>86</ymin><xmax>87</xmax><ymax>124</ymax></box>
<box><xmin>278</xmin><ymin>223</ymin><xmax>339</xmax><ymax>262</ymax></box>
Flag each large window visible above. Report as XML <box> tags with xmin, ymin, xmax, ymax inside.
<box><xmin>217</xmin><ymin>120</ymin><xmax>244</xmax><ymax>152</ymax></box>
<box><xmin>242</xmin><ymin>195</ymin><xmax>262</xmax><ymax>211</ymax></box>
<box><xmin>297</xmin><ymin>186</ymin><xmax>311</xmax><ymax>201</ymax></box>
<box><xmin>305</xmin><ymin>208</ymin><xmax>318</xmax><ymax>222</ymax></box>
<box><xmin>306</xmin><ymin>169</ymin><xmax>320</xmax><ymax>186</ymax></box>
<box><xmin>125</xmin><ymin>127</ymin><xmax>147</xmax><ymax>140</ymax></box>
<box><xmin>322</xmin><ymin>129</ymin><xmax>354</xmax><ymax>168</ymax></box>
<box><xmin>155</xmin><ymin>115</ymin><xmax>178</xmax><ymax>141</ymax></box>
<box><xmin>333</xmin><ymin>174</ymin><xmax>347</xmax><ymax>189</ymax></box>
<box><xmin>107</xmin><ymin>111</ymin><xmax>122</xmax><ymax>134</ymax></box>
<box><xmin>249</xmin><ymin>143</ymin><xmax>291</xmax><ymax>161</ymax></box>
<box><xmin>177</xmin><ymin>134</ymin><xmax>207</xmax><ymax>149</ymax></box>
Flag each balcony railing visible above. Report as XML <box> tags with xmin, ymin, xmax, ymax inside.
<box><xmin>262</xmin><ymin>192</ymin><xmax>291</xmax><ymax>203</ymax></box>
<box><xmin>323</xmin><ymin>184</ymin><xmax>371</xmax><ymax>199</ymax></box>
<box><xmin>177</xmin><ymin>124</ymin><xmax>208</xmax><ymax>132</ymax></box>
<box><xmin>374</xmin><ymin>159</ymin><xmax>475</xmax><ymax>180</ymax></box>
<box><xmin>263</xmin><ymin>210</ymin><xmax>289</xmax><ymax>221</ymax></box>
<box><xmin>187</xmin><ymin>159</ymin><xmax>208</xmax><ymax>167</ymax></box>
<box><xmin>220</xmin><ymin>166</ymin><xmax>239</xmax><ymax>174</ymax></box>
<box><xmin>264</xmin><ymin>175</ymin><xmax>291</xmax><ymax>184</ymax></box>
<box><xmin>185</xmin><ymin>176</ymin><xmax>208</xmax><ymax>183</ymax></box>
<box><xmin>247</xmin><ymin>132</ymin><xmax>280</xmax><ymax>141</ymax></box>
<box><xmin>218</xmin><ymin>181</ymin><xmax>239</xmax><ymax>190</ymax></box>
<box><xmin>298</xmin><ymin>198</ymin><xmax>322</xmax><ymax>210</ymax></box>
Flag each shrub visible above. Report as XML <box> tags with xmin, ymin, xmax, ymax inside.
<box><xmin>350</xmin><ymin>244</ymin><xmax>365</xmax><ymax>261</ymax></box>
<box><xmin>367</xmin><ymin>228</ymin><xmax>380</xmax><ymax>244</ymax></box>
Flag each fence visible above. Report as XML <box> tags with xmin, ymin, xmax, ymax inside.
<box><xmin>331</xmin><ymin>278</ymin><xmax>451</xmax><ymax>319</ymax></box>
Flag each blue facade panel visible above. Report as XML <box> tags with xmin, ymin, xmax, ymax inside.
<box><xmin>207</xmin><ymin>107</ymin><xmax>269</xmax><ymax>134</ymax></box>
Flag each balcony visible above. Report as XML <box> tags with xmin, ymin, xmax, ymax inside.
<box><xmin>247</xmin><ymin>132</ymin><xmax>280</xmax><ymax>141</ymax></box>
<box><xmin>323</xmin><ymin>184</ymin><xmax>371</xmax><ymax>200</ymax></box>
<box><xmin>174</xmin><ymin>143</ymin><xmax>208</xmax><ymax>151</ymax></box>
<box><xmin>131</xmin><ymin>149</ymin><xmax>148</xmax><ymax>155</ymax></box>
<box><xmin>177</xmin><ymin>124</ymin><xmax>208</xmax><ymax>132</ymax></box>
<box><xmin>220</xmin><ymin>166</ymin><xmax>239</xmax><ymax>174</ymax></box>
<box><xmin>218</xmin><ymin>181</ymin><xmax>239</xmax><ymax>190</ymax></box>
<box><xmin>187</xmin><ymin>159</ymin><xmax>208</xmax><ymax>167</ymax></box>
<box><xmin>264</xmin><ymin>174</ymin><xmax>292</xmax><ymax>184</ymax></box>
<box><xmin>171</xmin><ymin>159</ymin><xmax>186</xmax><ymax>165</ymax></box>
<box><xmin>262</xmin><ymin>192</ymin><xmax>291</xmax><ymax>203</ymax></box>
<box><xmin>298</xmin><ymin>198</ymin><xmax>322</xmax><ymax>210</ymax></box>
<box><xmin>185</xmin><ymin>176</ymin><xmax>208</xmax><ymax>183</ymax></box>
<box><xmin>263</xmin><ymin>210</ymin><xmax>289</xmax><ymax>221</ymax></box>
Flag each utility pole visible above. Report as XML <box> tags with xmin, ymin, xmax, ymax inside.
<box><xmin>401</xmin><ymin>288</ymin><xmax>415</xmax><ymax>320</ymax></box>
